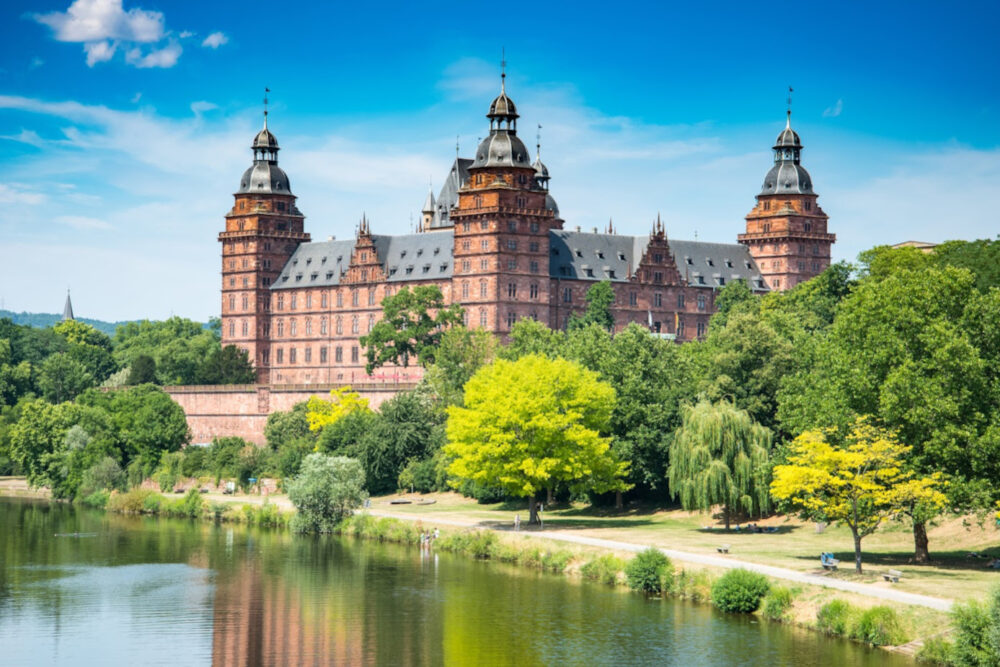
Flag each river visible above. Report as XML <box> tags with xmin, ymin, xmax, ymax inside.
<box><xmin>0</xmin><ymin>498</ymin><xmax>913</xmax><ymax>666</ymax></box>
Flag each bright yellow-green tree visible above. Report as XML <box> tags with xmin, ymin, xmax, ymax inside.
<box><xmin>771</xmin><ymin>419</ymin><xmax>946</xmax><ymax>573</ymax></box>
<box><xmin>306</xmin><ymin>387</ymin><xmax>370</xmax><ymax>433</ymax></box>
<box><xmin>445</xmin><ymin>354</ymin><xmax>629</xmax><ymax>524</ymax></box>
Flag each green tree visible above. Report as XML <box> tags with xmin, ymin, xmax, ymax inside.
<box><xmin>127</xmin><ymin>355</ymin><xmax>158</xmax><ymax>385</ymax></box>
<box><xmin>771</xmin><ymin>419</ymin><xmax>946</xmax><ymax>573</ymax></box>
<box><xmin>195</xmin><ymin>344</ymin><xmax>255</xmax><ymax>384</ymax></box>
<box><xmin>445</xmin><ymin>354</ymin><xmax>629</xmax><ymax>523</ymax></box>
<box><xmin>38</xmin><ymin>353</ymin><xmax>94</xmax><ymax>403</ymax></box>
<box><xmin>934</xmin><ymin>238</ymin><xmax>1000</xmax><ymax>292</ymax></box>
<box><xmin>288</xmin><ymin>453</ymin><xmax>367</xmax><ymax>533</ymax></box>
<box><xmin>668</xmin><ymin>398</ymin><xmax>772</xmax><ymax>529</ymax></box>
<box><xmin>778</xmin><ymin>257</ymin><xmax>995</xmax><ymax>561</ymax></box>
<box><xmin>500</xmin><ymin>319</ymin><xmax>567</xmax><ymax>361</ymax></box>
<box><xmin>265</xmin><ymin>401</ymin><xmax>315</xmax><ymax>451</ymax></box>
<box><xmin>0</xmin><ymin>339</ymin><xmax>32</xmax><ymax>407</ymax></box>
<box><xmin>360</xmin><ymin>285</ymin><xmax>464</xmax><ymax>373</ymax></box>
<box><xmin>424</xmin><ymin>326</ymin><xmax>497</xmax><ymax>406</ymax></box>
<box><xmin>568</xmin><ymin>280</ymin><xmax>615</xmax><ymax>331</ymax></box>
<box><xmin>112</xmin><ymin>317</ymin><xmax>218</xmax><ymax>385</ymax></box>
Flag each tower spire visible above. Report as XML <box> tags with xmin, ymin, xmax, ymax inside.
<box><xmin>263</xmin><ymin>87</ymin><xmax>270</xmax><ymax>129</ymax></box>
<box><xmin>62</xmin><ymin>289</ymin><xmax>74</xmax><ymax>321</ymax></box>
<box><xmin>786</xmin><ymin>85</ymin><xmax>793</xmax><ymax>128</ymax></box>
<box><xmin>500</xmin><ymin>47</ymin><xmax>506</xmax><ymax>93</ymax></box>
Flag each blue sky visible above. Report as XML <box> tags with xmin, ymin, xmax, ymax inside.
<box><xmin>1</xmin><ymin>0</ymin><xmax>998</xmax><ymax>321</ymax></box>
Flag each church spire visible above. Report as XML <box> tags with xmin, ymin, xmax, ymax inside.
<box><xmin>62</xmin><ymin>289</ymin><xmax>74</xmax><ymax>321</ymax></box>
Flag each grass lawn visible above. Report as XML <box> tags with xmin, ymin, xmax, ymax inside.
<box><xmin>371</xmin><ymin>491</ymin><xmax>1000</xmax><ymax>603</ymax></box>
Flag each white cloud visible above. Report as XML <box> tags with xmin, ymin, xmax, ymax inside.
<box><xmin>190</xmin><ymin>101</ymin><xmax>218</xmax><ymax>115</ymax></box>
<box><xmin>823</xmin><ymin>99</ymin><xmax>844</xmax><ymax>117</ymax></box>
<box><xmin>1</xmin><ymin>128</ymin><xmax>46</xmax><ymax>147</ymax></box>
<box><xmin>29</xmin><ymin>57</ymin><xmax>45</xmax><ymax>69</ymax></box>
<box><xmin>201</xmin><ymin>32</ymin><xmax>228</xmax><ymax>49</ymax></box>
<box><xmin>0</xmin><ymin>184</ymin><xmax>46</xmax><ymax>205</ymax></box>
<box><xmin>33</xmin><ymin>0</ymin><xmax>164</xmax><ymax>43</ymax></box>
<box><xmin>131</xmin><ymin>92</ymin><xmax>142</xmax><ymax>103</ymax></box>
<box><xmin>84</xmin><ymin>39</ymin><xmax>116</xmax><ymax>66</ymax></box>
<box><xmin>179</xmin><ymin>30</ymin><xmax>194</xmax><ymax>39</ymax></box>
<box><xmin>124</xmin><ymin>41</ymin><xmax>182</xmax><ymax>69</ymax></box>
<box><xmin>56</xmin><ymin>214</ymin><xmax>112</xmax><ymax>230</ymax></box>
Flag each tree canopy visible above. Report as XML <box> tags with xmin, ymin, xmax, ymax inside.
<box><xmin>360</xmin><ymin>285</ymin><xmax>464</xmax><ymax>373</ymax></box>
<box><xmin>445</xmin><ymin>354</ymin><xmax>628</xmax><ymax>522</ymax></box>
<box><xmin>568</xmin><ymin>280</ymin><xmax>615</xmax><ymax>331</ymax></box>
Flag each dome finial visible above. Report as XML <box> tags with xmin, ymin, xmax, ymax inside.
<box><xmin>786</xmin><ymin>85</ymin><xmax>793</xmax><ymax>128</ymax></box>
<box><xmin>536</xmin><ymin>123</ymin><xmax>542</xmax><ymax>161</ymax></box>
<box><xmin>263</xmin><ymin>87</ymin><xmax>270</xmax><ymax>129</ymax></box>
<box><xmin>500</xmin><ymin>47</ymin><xmax>506</xmax><ymax>93</ymax></box>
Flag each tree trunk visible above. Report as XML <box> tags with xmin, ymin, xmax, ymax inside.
<box><xmin>546</xmin><ymin>487</ymin><xmax>554</xmax><ymax>506</ymax></box>
<box><xmin>913</xmin><ymin>521</ymin><xmax>930</xmax><ymax>563</ymax></box>
<box><xmin>723</xmin><ymin>505</ymin><xmax>730</xmax><ymax>531</ymax></box>
<box><xmin>853</xmin><ymin>531</ymin><xmax>863</xmax><ymax>574</ymax></box>
<box><xmin>528</xmin><ymin>496</ymin><xmax>539</xmax><ymax>525</ymax></box>
<box><xmin>615</xmin><ymin>490</ymin><xmax>623</xmax><ymax>510</ymax></box>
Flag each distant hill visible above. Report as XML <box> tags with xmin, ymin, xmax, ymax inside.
<box><xmin>0</xmin><ymin>310</ymin><xmax>133</xmax><ymax>336</ymax></box>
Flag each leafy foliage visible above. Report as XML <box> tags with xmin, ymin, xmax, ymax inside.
<box><xmin>711</xmin><ymin>568</ymin><xmax>770</xmax><ymax>613</ymax></box>
<box><xmin>195</xmin><ymin>345</ymin><xmax>255</xmax><ymax>384</ymax></box>
<box><xmin>445</xmin><ymin>355</ymin><xmax>628</xmax><ymax>521</ymax></box>
<box><xmin>624</xmin><ymin>548</ymin><xmax>673</xmax><ymax>594</ymax></box>
<box><xmin>850</xmin><ymin>606</ymin><xmax>906</xmax><ymax>646</ymax></box>
<box><xmin>771</xmin><ymin>419</ymin><xmax>946</xmax><ymax>573</ymax></box>
<box><xmin>568</xmin><ymin>280</ymin><xmax>615</xmax><ymax>331</ymax></box>
<box><xmin>816</xmin><ymin>600</ymin><xmax>858</xmax><ymax>636</ymax></box>
<box><xmin>306</xmin><ymin>387</ymin><xmax>370</xmax><ymax>432</ymax></box>
<box><xmin>287</xmin><ymin>454</ymin><xmax>367</xmax><ymax>533</ymax></box>
<box><xmin>761</xmin><ymin>585</ymin><xmax>794</xmax><ymax>621</ymax></box>
<box><xmin>424</xmin><ymin>326</ymin><xmax>496</xmax><ymax>406</ymax></box>
<box><xmin>668</xmin><ymin>398</ymin><xmax>772</xmax><ymax>527</ymax></box>
<box><xmin>360</xmin><ymin>285</ymin><xmax>464</xmax><ymax>373</ymax></box>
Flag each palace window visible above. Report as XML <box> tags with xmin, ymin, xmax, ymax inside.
<box><xmin>242</xmin><ymin>295</ymin><xmax>248</xmax><ymax>310</ymax></box>
<box><xmin>654</xmin><ymin>292</ymin><xmax>662</xmax><ymax>308</ymax></box>
<box><xmin>805</xmin><ymin>201</ymin><xmax>812</xmax><ymax>211</ymax></box>
<box><xmin>352</xmin><ymin>290</ymin><xmax>359</xmax><ymax>307</ymax></box>
<box><xmin>305</xmin><ymin>319</ymin><xmax>313</xmax><ymax>335</ymax></box>
<box><xmin>507</xmin><ymin>239</ymin><xmax>517</xmax><ymax>250</ymax></box>
<box><xmin>351</xmin><ymin>347</ymin><xmax>359</xmax><ymax>363</ymax></box>
<box><xmin>462</xmin><ymin>240</ymin><xmax>471</xmax><ymax>251</ymax></box>
<box><xmin>351</xmin><ymin>316</ymin><xmax>359</xmax><ymax>334</ymax></box>
<box><xmin>480</xmin><ymin>280</ymin><xmax>488</xmax><ymax>298</ymax></box>
<box><xmin>507</xmin><ymin>283</ymin><xmax>517</xmax><ymax>298</ymax></box>
<box><xmin>367</xmin><ymin>314</ymin><xmax>375</xmax><ymax>332</ymax></box>
<box><xmin>654</xmin><ymin>253</ymin><xmax>663</xmax><ymax>263</ymax></box>
<box><xmin>677</xmin><ymin>320</ymin><xmax>685</xmax><ymax>339</ymax></box>
<box><xmin>475</xmin><ymin>195</ymin><xmax>483</xmax><ymax>208</ymax></box>
<box><xmin>530</xmin><ymin>222</ymin><xmax>539</xmax><ymax>233</ymax></box>
<box><xmin>305</xmin><ymin>347</ymin><xmax>312</xmax><ymax>363</ymax></box>
<box><xmin>530</xmin><ymin>261</ymin><xmax>539</xmax><ymax>274</ymax></box>
<box><xmin>277</xmin><ymin>320</ymin><xmax>285</xmax><ymax>337</ymax></box>
<box><xmin>336</xmin><ymin>291</ymin><xmax>343</xmax><ymax>308</ymax></box>
<box><xmin>697</xmin><ymin>322</ymin><xmax>706</xmax><ymax>338</ymax></box>
<box><xmin>654</xmin><ymin>271</ymin><xmax>663</xmax><ymax>283</ymax></box>
<box><xmin>697</xmin><ymin>294</ymin><xmax>706</xmax><ymax>311</ymax></box>
<box><xmin>462</xmin><ymin>282</ymin><xmax>469</xmax><ymax>299</ymax></box>
<box><xmin>529</xmin><ymin>284</ymin><xmax>538</xmax><ymax>299</ymax></box>
<box><xmin>480</xmin><ymin>259</ymin><xmax>489</xmax><ymax>270</ymax></box>
<box><xmin>242</xmin><ymin>277</ymin><xmax>248</xmax><ymax>288</ymax></box>
<box><xmin>507</xmin><ymin>260</ymin><xmax>517</xmax><ymax>270</ymax></box>
<box><xmin>481</xmin><ymin>240</ymin><xmax>489</xmax><ymax>250</ymax></box>
<box><xmin>368</xmin><ymin>290</ymin><xmax>376</xmax><ymax>306</ymax></box>
<box><xmin>229</xmin><ymin>295</ymin><xmax>235</xmax><ymax>311</ymax></box>
<box><xmin>276</xmin><ymin>348</ymin><xmax>283</xmax><ymax>364</ymax></box>
<box><xmin>290</xmin><ymin>320</ymin><xmax>297</xmax><ymax>336</ymax></box>
<box><xmin>804</xmin><ymin>222</ymin><xmax>812</xmax><ymax>232</ymax></box>
<box><xmin>290</xmin><ymin>294</ymin><xmax>297</xmax><ymax>309</ymax></box>
<box><xmin>289</xmin><ymin>348</ymin><xmax>297</xmax><ymax>364</ymax></box>
<box><xmin>320</xmin><ymin>347</ymin><xmax>328</xmax><ymax>363</ymax></box>
<box><xmin>229</xmin><ymin>278</ymin><xmax>235</xmax><ymax>287</ymax></box>
<box><xmin>529</xmin><ymin>241</ymin><xmax>539</xmax><ymax>252</ymax></box>
<box><xmin>306</xmin><ymin>293</ymin><xmax>312</xmax><ymax>309</ymax></box>
<box><xmin>508</xmin><ymin>221</ymin><xmax>517</xmax><ymax>232</ymax></box>
<box><xmin>479</xmin><ymin>309</ymin><xmax>488</xmax><ymax>328</ymax></box>
<box><xmin>798</xmin><ymin>261</ymin><xmax>805</xmax><ymax>271</ymax></box>
<box><xmin>335</xmin><ymin>316</ymin><xmax>342</xmax><ymax>335</ymax></box>
<box><xmin>629</xmin><ymin>292</ymin><xmax>637</xmax><ymax>306</ymax></box>
<box><xmin>321</xmin><ymin>292</ymin><xmax>328</xmax><ymax>308</ymax></box>
<box><xmin>321</xmin><ymin>318</ymin><xmax>327</xmax><ymax>335</ymax></box>
<box><xmin>335</xmin><ymin>346</ymin><xmax>343</xmax><ymax>363</ymax></box>
<box><xmin>563</xmin><ymin>287</ymin><xmax>572</xmax><ymax>303</ymax></box>
<box><xmin>463</xmin><ymin>222</ymin><xmax>471</xmax><ymax>232</ymax></box>
<box><xmin>506</xmin><ymin>311</ymin><xmax>517</xmax><ymax>327</ymax></box>
<box><xmin>516</xmin><ymin>196</ymin><xmax>526</xmax><ymax>208</ymax></box>
<box><xmin>480</xmin><ymin>220</ymin><xmax>488</xmax><ymax>230</ymax></box>
<box><xmin>462</xmin><ymin>260</ymin><xmax>471</xmax><ymax>272</ymax></box>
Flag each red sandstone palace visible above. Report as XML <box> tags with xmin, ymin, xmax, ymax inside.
<box><xmin>219</xmin><ymin>75</ymin><xmax>834</xmax><ymax>384</ymax></box>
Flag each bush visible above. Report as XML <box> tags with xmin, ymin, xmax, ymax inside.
<box><xmin>711</xmin><ymin>569</ymin><xmax>770</xmax><ymax>613</ymax></box>
<box><xmin>762</xmin><ymin>585</ymin><xmax>794</xmax><ymax>622</ymax></box>
<box><xmin>154</xmin><ymin>451</ymin><xmax>184</xmax><ymax>492</ymax></box>
<box><xmin>850</xmin><ymin>605</ymin><xmax>906</xmax><ymax>646</ymax></box>
<box><xmin>107</xmin><ymin>487</ymin><xmax>158</xmax><ymax>513</ymax></box>
<box><xmin>397</xmin><ymin>457</ymin><xmax>441</xmax><ymax>494</ymax></box>
<box><xmin>672</xmin><ymin>569</ymin><xmax>714</xmax><ymax>603</ymax></box>
<box><xmin>624</xmin><ymin>548</ymin><xmax>673</xmax><ymax>594</ymax></box>
<box><xmin>816</xmin><ymin>599</ymin><xmax>858</xmax><ymax>636</ymax></box>
<box><xmin>181</xmin><ymin>447</ymin><xmax>207</xmax><ymax>477</ymax></box>
<box><xmin>166</xmin><ymin>488</ymin><xmax>204</xmax><ymax>518</ymax></box>
<box><xmin>288</xmin><ymin>454</ymin><xmax>366</xmax><ymax>533</ymax></box>
<box><xmin>78</xmin><ymin>489</ymin><xmax>110</xmax><ymax>508</ymax></box>
<box><xmin>142</xmin><ymin>492</ymin><xmax>163</xmax><ymax>513</ymax></box>
<box><xmin>916</xmin><ymin>637</ymin><xmax>955</xmax><ymax>666</ymax></box>
<box><xmin>581</xmin><ymin>554</ymin><xmax>625</xmax><ymax>586</ymax></box>
<box><xmin>80</xmin><ymin>457</ymin><xmax>125</xmax><ymax>493</ymax></box>
<box><xmin>951</xmin><ymin>600</ymin><xmax>993</xmax><ymax>666</ymax></box>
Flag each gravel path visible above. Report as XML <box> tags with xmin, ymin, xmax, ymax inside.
<box><xmin>367</xmin><ymin>510</ymin><xmax>954</xmax><ymax>612</ymax></box>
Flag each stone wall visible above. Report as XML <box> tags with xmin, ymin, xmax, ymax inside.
<box><xmin>165</xmin><ymin>382</ymin><xmax>416</xmax><ymax>446</ymax></box>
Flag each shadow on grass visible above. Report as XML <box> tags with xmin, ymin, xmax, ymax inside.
<box><xmin>790</xmin><ymin>548</ymin><xmax>1000</xmax><ymax>574</ymax></box>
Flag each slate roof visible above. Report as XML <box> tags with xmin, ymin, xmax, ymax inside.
<box><xmin>549</xmin><ymin>230</ymin><xmax>767</xmax><ymax>291</ymax></box>
<box><xmin>428</xmin><ymin>158</ymin><xmax>472</xmax><ymax>229</ymax></box>
<box><xmin>271</xmin><ymin>232</ymin><xmax>455</xmax><ymax>290</ymax></box>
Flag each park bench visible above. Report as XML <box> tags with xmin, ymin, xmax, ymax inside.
<box><xmin>717</xmin><ymin>545</ymin><xmax>730</xmax><ymax>554</ymax></box>
<box><xmin>883</xmin><ymin>569</ymin><xmax>903</xmax><ymax>583</ymax></box>
<box><xmin>820</xmin><ymin>553</ymin><xmax>839</xmax><ymax>570</ymax></box>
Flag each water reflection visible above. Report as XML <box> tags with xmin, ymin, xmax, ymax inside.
<box><xmin>0</xmin><ymin>499</ymin><xmax>914</xmax><ymax>666</ymax></box>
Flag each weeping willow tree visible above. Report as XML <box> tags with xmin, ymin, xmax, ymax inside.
<box><xmin>668</xmin><ymin>398</ymin><xmax>772</xmax><ymax>530</ymax></box>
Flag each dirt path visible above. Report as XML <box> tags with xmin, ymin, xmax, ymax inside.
<box><xmin>365</xmin><ymin>509</ymin><xmax>954</xmax><ymax>612</ymax></box>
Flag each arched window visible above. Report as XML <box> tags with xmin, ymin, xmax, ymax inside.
<box><xmin>228</xmin><ymin>321</ymin><xmax>235</xmax><ymax>337</ymax></box>
<box><xmin>351</xmin><ymin>315</ymin><xmax>359</xmax><ymax>334</ymax></box>
<box><xmin>335</xmin><ymin>316</ymin><xmax>342</xmax><ymax>335</ymax></box>
<box><xmin>320</xmin><ymin>318</ymin><xmax>328</xmax><ymax>335</ymax></box>
<box><xmin>462</xmin><ymin>282</ymin><xmax>469</xmax><ymax>299</ymax></box>
<box><xmin>241</xmin><ymin>320</ymin><xmax>248</xmax><ymax>336</ymax></box>
<box><xmin>367</xmin><ymin>314</ymin><xmax>375</xmax><ymax>332</ymax></box>
<box><xmin>305</xmin><ymin>319</ymin><xmax>313</xmax><ymax>335</ymax></box>
<box><xmin>479</xmin><ymin>308</ymin><xmax>488</xmax><ymax>328</ymax></box>
<box><xmin>277</xmin><ymin>320</ymin><xmax>284</xmax><ymax>337</ymax></box>
<box><xmin>480</xmin><ymin>280</ymin><xmax>487</xmax><ymax>298</ymax></box>
<box><xmin>290</xmin><ymin>319</ymin><xmax>297</xmax><ymax>336</ymax></box>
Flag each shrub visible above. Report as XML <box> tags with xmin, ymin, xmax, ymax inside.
<box><xmin>397</xmin><ymin>457</ymin><xmax>441</xmax><ymax>493</ymax></box>
<box><xmin>142</xmin><ymin>492</ymin><xmax>163</xmax><ymax>513</ymax></box>
<box><xmin>581</xmin><ymin>554</ymin><xmax>625</xmax><ymax>586</ymax></box>
<box><xmin>181</xmin><ymin>447</ymin><xmax>208</xmax><ymax>477</ymax></box>
<box><xmin>916</xmin><ymin>637</ymin><xmax>955</xmax><ymax>666</ymax></box>
<box><xmin>78</xmin><ymin>489</ymin><xmax>110</xmax><ymax>508</ymax></box>
<box><xmin>816</xmin><ymin>599</ymin><xmax>857</xmax><ymax>636</ymax></box>
<box><xmin>850</xmin><ymin>605</ymin><xmax>906</xmax><ymax>646</ymax></box>
<box><xmin>624</xmin><ymin>548</ymin><xmax>673</xmax><ymax>594</ymax></box>
<box><xmin>711</xmin><ymin>569</ymin><xmax>770</xmax><ymax>613</ymax></box>
<box><xmin>762</xmin><ymin>585</ymin><xmax>794</xmax><ymax>622</ymax></box>
<box><xmin>162</xmin><ymin>489</ymin><xmax>203</xmax><ymax>518</ymax></box>
<box><xmin>107</xmin><ymin>487</ymin><xmax>158</xmax><ymax>513</ymax></box>
<box><xmin>288</xmin><ymin>454</ymin><xmax>366</xmax><ymax>533</ymax></box>
<box><xmin>951</xmin><ymin>600</ymin><xmax>993</xmax><ymax>666</ymax></box>
<box><xmin>80</xmin><ymin>457</ymin><xmax>125</xmax><ymax>493</ymax></box>
<box><xmin>672</xmin><ymin>569</ymin><xmax>714</xmax><ymax>603</ymax></box>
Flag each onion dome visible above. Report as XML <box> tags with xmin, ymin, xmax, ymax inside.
<box><xmin>759</xmin><ymin>112</ymin><xmax>814</xmax><ymax>196</ymax></box>
<box><xmin>544</xmin><ymin>192</ymin><xmax>559</xmax><ymax>216</ymax></box>
<box><xmin>471</xmin><ymin>71</ymin><xmax>532</xmax><ymax>169</ymax></box>
<box><xmin>238</xmin><ymin>117</ymin><xmax>292</xmax><ymax>194</ymax></box>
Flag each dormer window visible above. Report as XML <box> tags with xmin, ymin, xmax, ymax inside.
<box><xmin>619</xmin><ymin>253</ymin><xmax>627</xmax><ymax>261</ymax></box>
<box><xmin>306</xmin><ymin>258</ymin><xmax>312</xmax><ymax>265</ymax></box>
<box><xmin>596</xmin><ymin>251</ymin><xmax>604</xmax><ymax>259</ymax></box>
<box><xmin>706</xmin><ymin>258</ymin><xmax>714</xmax><ymax>267</ymax></box>
<box><xmin>725</xmin><ymin>259</ymin><xmax>733</xmax><ymax>268</ymax></box>
<box><xmin>405</xmin><ymin>266</ymin><xmax>413</xmax><ymax>274</ymax></box>
<box><xmin>433</xmin><ymin>247</ymin><xmax>440</xmax><ymax>255</ymax></box>
<box><xmin>400</xmin><ymin>250</ymin><xmax>407</xmax><ymax>258</ymax></box>
<box><xmin>575</xmin><ymin>249</ymin><xmax>583</xmax><ymax>258</ymax></box>
<box><xmin>685</xmin><ymin>257</ymin><xmax>693</xmax><ymax>265</ymax></box>
<box><xmin>417</xmin><ymin>249</ymin><xmax>423</xmax><ymax>257</ymax></box>
<box><xmin>422</xmin><ymin>264</ymin><xmax>431</xmax><ymax>273</ymax></box>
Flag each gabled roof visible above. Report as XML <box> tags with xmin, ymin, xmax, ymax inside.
<box><xmin>428</xmin><ymin>158</ymin><xmax>472</xmax><ymax>229</ymax></box>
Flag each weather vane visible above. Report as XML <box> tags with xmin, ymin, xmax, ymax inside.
<box><xmin>263</xmin><ymin>87</ymin><xmax>271</xmax><ymax>127</ymax></box>
<box><xmin>786</xmin><ymin>85</ymin><xmax>794</xmax><ymax>116</ymax></box>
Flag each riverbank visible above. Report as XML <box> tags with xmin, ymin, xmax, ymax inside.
<box><xmin>7</xmin><ymin>479</ymin><xmax>987</xmax><ymax>657</ymax></box>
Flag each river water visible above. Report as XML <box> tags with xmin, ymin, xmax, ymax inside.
<box><xmin>0</xmin><ymin>498</ymin><xmax>913</xmax><ymax>666</ymax></box>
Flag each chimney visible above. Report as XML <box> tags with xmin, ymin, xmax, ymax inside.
<box><xmin>575</xmin><ymin>226</ymin><xmax>581</xmax><ymax>232</ymax></box>
<box><xmin>592</xmin><ymin>227</ymin><xmax>598</xmax><ymax>234</ymax></box>
<box><xmin>327</xmin><ymin>235</ymin><xmax>336</xmax><ymax>241</ymax></box>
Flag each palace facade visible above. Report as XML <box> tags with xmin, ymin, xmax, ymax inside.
<box><xmin>219</xmin><ymin>75</ymin><xmax>833</xmax><ymax>385</ymax></box>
